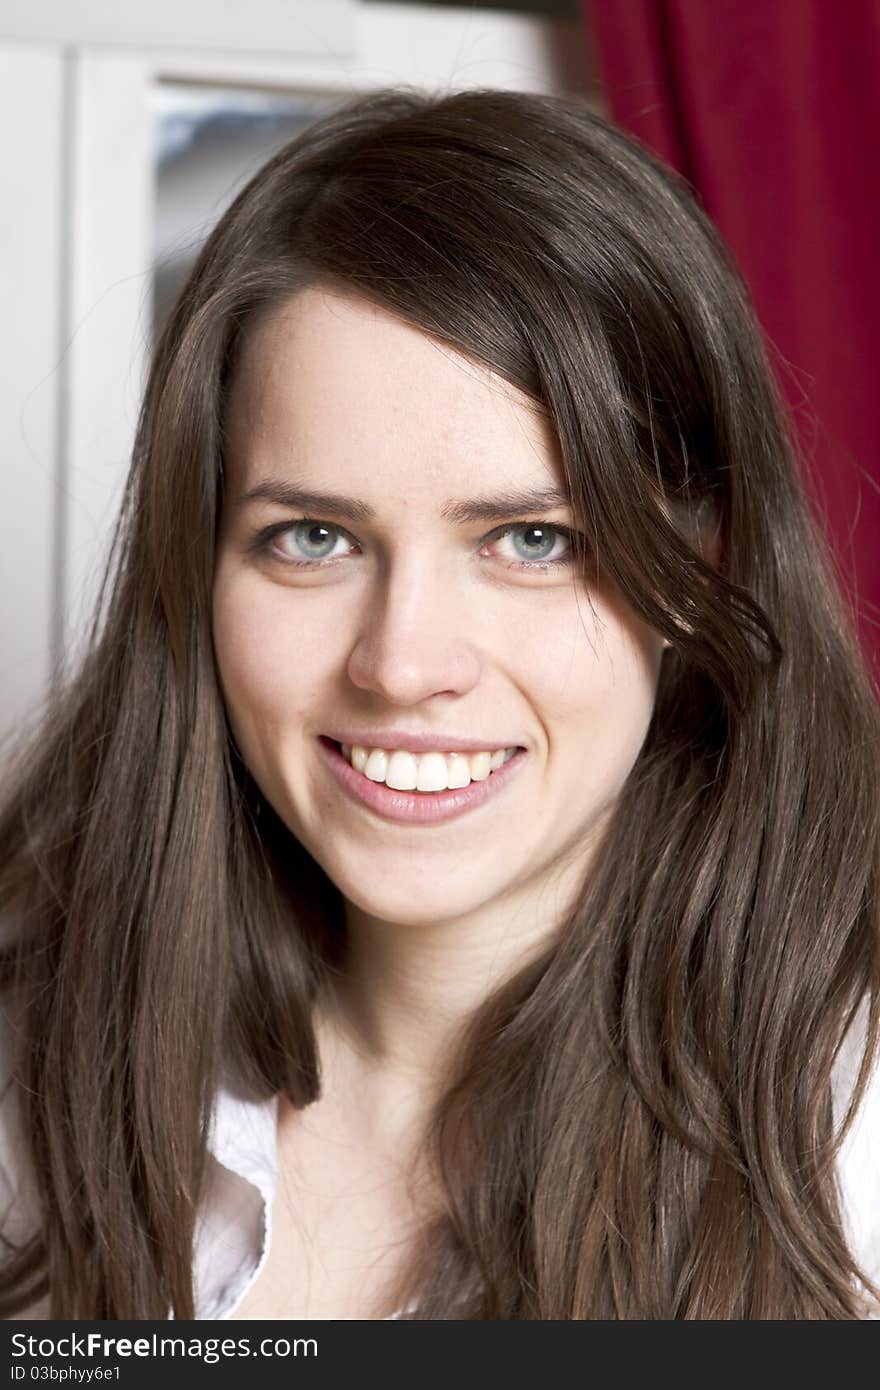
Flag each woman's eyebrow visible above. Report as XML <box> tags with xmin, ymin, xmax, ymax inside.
<box><xmin>237</xmin><ymin>479</ymin><xmax>572</xmax><ymax>524</ymax></box>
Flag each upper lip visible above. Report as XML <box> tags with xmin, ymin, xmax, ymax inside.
<box><xmin>323</xmin><ymin>730</ymin><xmax>523</xmax><ymax>753</ymax></box>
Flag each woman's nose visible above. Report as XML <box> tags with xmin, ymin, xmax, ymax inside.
<box><xmin>345</xmin><ymin>563</ymin><xmax>482</xmax><ymax>706</ymax></box>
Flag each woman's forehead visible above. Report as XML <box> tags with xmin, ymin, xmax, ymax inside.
<box><xmin>233</xmin><ymin>284</ymin><xmax>543</xmax><ymax>420</ymax></box>
<box><xmin>225</xmin><ymin>286</ymin><xmax>568</xmax><ymax>509</ymax></box>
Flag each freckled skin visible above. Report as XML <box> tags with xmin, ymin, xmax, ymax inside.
<box><xmin>212</xmin><ymin>286</ymin><xmax>665</xmax><ymax>948</ymax></box>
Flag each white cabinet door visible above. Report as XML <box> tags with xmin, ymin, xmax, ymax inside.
<box><xmin>62</xmin><ymin>49</ymin><xmax>156</xmax><ymax>673</ymax></box>
<box><xmin>0</xmin><ymin>44</ymin><xmax>63</xmax><ymax>750</ymax></box>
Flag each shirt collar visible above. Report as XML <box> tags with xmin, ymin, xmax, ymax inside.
<box><xmin>193</xmin><ymin>1080</ymin><xmax>279</xmax><ymax>1319</ymax></box>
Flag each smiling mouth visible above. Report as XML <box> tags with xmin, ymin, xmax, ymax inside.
<box><xmin>317</xmin><ymin>735</ymin><xmax>529</xmax><ymax>825</ymax></box>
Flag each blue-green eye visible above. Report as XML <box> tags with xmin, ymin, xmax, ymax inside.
<box><xmin>490</xmin><ymin>523</ymin><xmax>573</xmax><ymax>568</ymax></box>
<box><xmin>280</xmin><ymin>520</ymin><xmax>349</xmax><ymax>562</ymax></box>
<box><xmin>247</xmin><ymin>518</ymin><xmax>577</xmax><ymax>573</ymax></box>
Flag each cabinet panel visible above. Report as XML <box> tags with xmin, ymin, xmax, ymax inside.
<box><xmin>0</xmin><ymin>44</ymin><xmax>63</xmax><ymax>751</ymax></box>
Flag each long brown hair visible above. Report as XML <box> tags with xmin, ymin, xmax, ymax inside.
<box><xmin>2</xmin><ymin>87</ymin><xmax>878</xmax><ymax>1319</ymax></box>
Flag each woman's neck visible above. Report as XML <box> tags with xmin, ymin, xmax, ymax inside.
<box><xmin>313</xmin><ymin>864</ymin><xmax>583</xmax><ymax>1124</ymax></box>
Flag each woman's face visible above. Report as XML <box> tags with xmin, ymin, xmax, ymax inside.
<box><xmin>213</xmin><ymin>286</ymin><xmax>665</xmax><ymax>933</ymax></box>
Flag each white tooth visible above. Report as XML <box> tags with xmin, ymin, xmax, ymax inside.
<box><xmin>416</xmin><ymin>751</ymin><xmax>450</xmax><ymax>792</ymax></box>
<box><xmin>446</xmin><ymin>752</ymin><xmax>472</xmax><ymax>788</ymax></box>
<box><xmin>341</xmin><ymin>742</ymin><xmax>351</xmax><ymax>762</ymax></box>
<box><xmin>364</xmin><ymin>748</ymin><xmax>389</xmax><ymax>782</ymax></box>
<box><xmin>385</xmin><ymin>750</ymin><xmax>418</xmax><ymax>790</ymax></box>
<box><xmin>346</xmin><ymin>743</ymin><xmax>513</xmax><ymax>790</ymax></box>
<box><xmin>468</xmin><ymin>751</ymin><xmax>492</xmax><ymax>781</ymax></box>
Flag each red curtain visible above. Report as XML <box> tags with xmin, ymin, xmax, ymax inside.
<box><xmin>586</xmin><ymin>0</ymin><xmax>880</xmax><ymax>676</ymax></box>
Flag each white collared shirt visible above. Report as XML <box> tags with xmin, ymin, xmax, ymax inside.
<box><xmin>1</xmin><ymin>993</ymin><xmax>879</xmax><ymax>1319</ymax></box>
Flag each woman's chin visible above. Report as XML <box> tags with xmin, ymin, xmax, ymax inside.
<box><xmin>341</xmin><ymin>893</ymin><xmax>478</xmax><ymax>933</ymax></box>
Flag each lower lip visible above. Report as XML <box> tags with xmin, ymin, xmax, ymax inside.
<box><xmin>316</xmin><ymin>737</ymin><xmax>528</xmax><ymax>826</ymax></box>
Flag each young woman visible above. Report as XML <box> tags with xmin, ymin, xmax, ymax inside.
<box><xmin>1</xmin><ymin>87</ymin><xmax>878</xmax><ymax>1321</ymax></box>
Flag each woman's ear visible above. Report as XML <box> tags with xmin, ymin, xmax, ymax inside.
<box><xmin>697</xmin><ymin>508</ymin><xmax>722</xmax><ymax>569</ymax></box>
<box><xmin>656</xmin><ymin>489</ymin><xmax>722</xmax><ymax>570</ymax></box>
